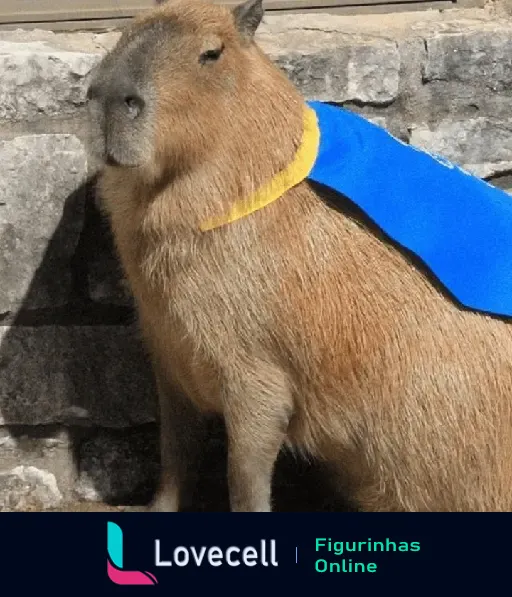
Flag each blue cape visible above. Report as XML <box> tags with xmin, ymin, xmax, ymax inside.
<box><xmin>306</xmin><ymin>100</ymin><xmax>512</xmax><ymax>318</ymax></box>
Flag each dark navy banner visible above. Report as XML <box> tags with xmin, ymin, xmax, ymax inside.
<box><xmin>0</xmin><ymin>513</ymin><xmax>507</xmax><ymax>594</ymax></box>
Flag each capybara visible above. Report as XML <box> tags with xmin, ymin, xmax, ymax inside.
<box><xmin>87</xmin><ymin>0</ymin><xmax>512</xmax><ymax>511</ymax></box>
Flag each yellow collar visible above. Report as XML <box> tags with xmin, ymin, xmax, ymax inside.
<box><xmin>199</xmin><ymin>106</ymin><xmax>320</xmax><ymax>232</ymax></box>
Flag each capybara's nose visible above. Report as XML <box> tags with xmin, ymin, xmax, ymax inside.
<box><xmin>86</xmin><ymin>77</ymin><xmax>144</xmax><ymax>120</ymax></box>
<box><xmin>120</xmin><ymin>94</ymin><xmax>145</xmax><ymax>119</ymax></box>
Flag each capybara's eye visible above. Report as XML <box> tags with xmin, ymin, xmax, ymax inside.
<box><xmin>199</xmin><ymin>44</ymin><xmax>225</xmax><ymax>65</ymax></box>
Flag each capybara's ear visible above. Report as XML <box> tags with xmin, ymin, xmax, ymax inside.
<box><xmin>232</xmin><ymin>0</ymin><xmax>264</xmax><ymax>41</ymax></box>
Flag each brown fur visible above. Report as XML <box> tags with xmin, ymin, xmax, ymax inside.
<box><xmin>88</xmin><ymin>0</ymin><xmax>512</xmax><ymax>511</ymax></box>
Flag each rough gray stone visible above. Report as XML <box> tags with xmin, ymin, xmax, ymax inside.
<box><xmin>0</xmin><ymin>134</ymin><xmax>87</xmax><ymax>313</ymax></box>
<box><xmin>74</xmin><ymin>421</ymin><xmax>230</xmax><ymax>508</ymax></box>
<box><xmin>0</xmin><ymin>41</ymin><xmax>100</xmax><ymax>121</ymax></box>
<box><xmin>463</xmin><ymin>161</ymin><xmax>512</xmax><ymax>180</ymax></box>
<box><xmin>0</xmin><ymin>465</ymin><xmax>62</xmax><ymax>511</ymax></box>
<box><xmin>0</xmin><ymin>30</ymin><xmax>120</xmax><ymax>54</ymax></box>
<box><xmin>397</xmin><ymin>37</ymin><xmax>427</xmax><ymax>97</ymax></box>
<box><xmin>424</xmin><ymin>30</ymin><xmax>512</xmax><ymax>89</ymax></box>
<box><xmin>365</xmin><ymin>115</ymin><xmax>388</xmax><ymax>129</ymax></box>
<box><xmin>88</xmin><ymin>251</ymin><xmax>132</xmax><ymax>306</ymax></box>
<box><xmin>83</xmin><ymin>205</ymin><xmax>132</xmax><ymax>305</ymax></box>
<box><xmin>0</xmin><ymin>429</ymin><xmax>75</xmax><ymax>501</ymax></box>
<box><xmin>0</xmin><ymin>325</ymin><xmax>157</xmax><ymax>427</ymax></box>
<box><xmin>0</xmin><ymin>428</ymin><xmax>68</xmax><ymax>455</ymax></box>
<box><xmin>269</xmin><ymin>36</ymin><xmax>400</xmax><ymax>104</ymax></box>
<box><xmin>420</xmin><ymin>28</ymin><xmax>512</xmax><ymax>126</ymax></box>
<box><xmin>410</xmin><ymin>117</ymin><xmax>512</xmax><ymax>173</ymax></box>
<box><xmin>75</xmin><ymin>427</ymin><xmax>159</xmax><ymax>503</ymax></box>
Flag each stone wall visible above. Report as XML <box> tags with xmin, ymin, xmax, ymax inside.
<box><xmin>2</xmin><ymin>6</ymin><xmax>512</xmax><ymax>511</ymax></box>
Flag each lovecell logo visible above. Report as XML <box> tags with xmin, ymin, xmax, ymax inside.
<box><xmin>107</xmin><ymin>522</ymin><xmax>158</xmax><ymax>585</ymax></box>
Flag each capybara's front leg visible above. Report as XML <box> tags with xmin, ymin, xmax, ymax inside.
<box><xmin>223</xmin><ymin>368</ymin><xmax>292</xmax><ymax>512</ymax></box>
<box><xmin>149</xmin><ymin>374</ymin><xmax>205</xmax><ymax>512</ymax></box>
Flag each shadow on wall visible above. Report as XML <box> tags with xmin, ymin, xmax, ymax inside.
<box><xmin>0</xmin><ymin>174</ymin><xmax>354</xmax><ymax>512</ymax></box>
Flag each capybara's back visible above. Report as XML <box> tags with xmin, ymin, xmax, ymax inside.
<box><xmin>87</xmin><ymin>0</ymin><xmax>512</xmax><ymax>511</ymax></box>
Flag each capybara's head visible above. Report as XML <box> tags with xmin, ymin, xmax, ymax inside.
<box><xmin>87</xmin><ymin>0</ymin><xmax>268</xmax><ymax>176</ymax></box>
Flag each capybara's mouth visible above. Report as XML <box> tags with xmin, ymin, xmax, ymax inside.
<box><xmin>105</xmin><ymin>154</ymin><xmax>122</xmax><ymax>167</ymax></box>
<box><xmin>104</xmin><ymin>153</ymin><xmax>139</xmax><ymax>169</ymax></box>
